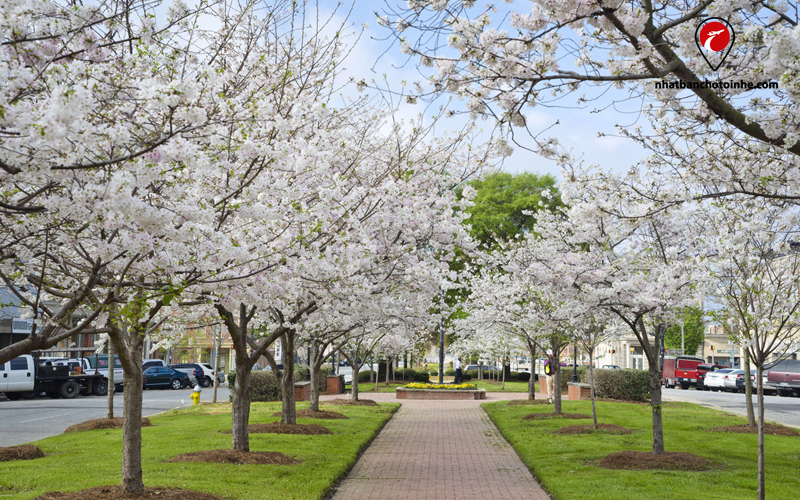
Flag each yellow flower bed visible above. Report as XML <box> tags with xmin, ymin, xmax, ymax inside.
<box><xmin>402</xmin><ymin>383</ymin><xmax>478</xmax><ymax>390</ymax></box>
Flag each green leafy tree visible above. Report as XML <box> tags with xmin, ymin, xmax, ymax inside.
<box><xmin>458</xmin><ymin>172</ymin><xmax>562</xmax><ymax>249</ymax></box>
<box><xmin>664</xmin><ymin>307</ymin><xmax>705</xmax><ymax>356</ymax></box>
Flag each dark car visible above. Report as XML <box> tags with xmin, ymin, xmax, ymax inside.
<box><xmin>143</xmin><ymin>366</ymin><xmax>190</xmax><ymax>390</ymax></box>
<box><xmin>170</xmin><ymin>363</ymin><xmax>207</xmax><ymax>386</ymax></box>
<box><xmin>736</xmin><ymin>369</ymin><xmax>757</xmax><ymax>393</ymax></box>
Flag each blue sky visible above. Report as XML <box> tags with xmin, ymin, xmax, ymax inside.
<box><xmin>330</xmin><ymin>1</ymin><xmax>651</xmax><ymax>180</ymax></box>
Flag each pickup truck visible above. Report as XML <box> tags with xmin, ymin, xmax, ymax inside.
<box><xmin>662</xmin><ymin>356</ymin><xmax>704</xmax><ymax>389</ymax></box>
<box><xmin>765</xmin><ymin>359</ymin><xmax>800</xmax><ymax>397</ymax></box>
<box><xmin>1</xmin><ymin>355</ymin><xmax>108</xmax><ymax>400</ymax></box>
<box><xmin>55</xmin><ymin>357</ymin><xmax>125</xmax><ymax>392</ymax></box>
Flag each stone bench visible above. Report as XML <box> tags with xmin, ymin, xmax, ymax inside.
<box><xmin>395</xmin><ymin>388</ymin><xmax>487</xmax><ymax>400</ymax></box>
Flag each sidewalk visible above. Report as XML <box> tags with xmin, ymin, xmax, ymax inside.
<box><xmin>325</xmin><ymin>392</ymin><xmax>551</xmax><ymax>500</ymax></box>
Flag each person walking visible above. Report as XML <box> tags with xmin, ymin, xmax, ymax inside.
<box><xmin>544</xmin><ymin>357</ymin><xmax>555</xmax><ymax>404</ymax></box>
<box><xmin>454</xmin><ymin>358</ymin><xmax>463</xmax><ymax>384</ymax></box>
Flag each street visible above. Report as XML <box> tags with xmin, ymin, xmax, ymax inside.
<box><xmin>662</xmin><ymin>387</ymin><xmax>800</xmax><ymax>428</ymax></box>
<box><xmin>0</xmin><ymin>386</ymin><xmax>231</xmax><ymax>447</ymax></box>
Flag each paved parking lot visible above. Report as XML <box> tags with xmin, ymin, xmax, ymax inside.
<box><xmin>0</xmin><ymin>386</ymin><xmax>230</xmax><ymax>446</ymax></box>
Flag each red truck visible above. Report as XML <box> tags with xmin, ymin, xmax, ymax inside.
<box><xmin>662</xmin><ymin>356</ymin><xmax>705</xmax><ymax>389</ymax></box>
<box><xmin>765</xmin><ymin>359</ymin><xmax>800</xmax><ymax>397</ymax></box>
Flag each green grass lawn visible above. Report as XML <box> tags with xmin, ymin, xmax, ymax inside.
<box><xmin>0</xmin><ymin>401</ymin><xmax>398</xmax><ymax>500</ymax></box>
<box><xmin>483</xmin><ymin>399</ymin><xmax>800</xmax><ymax>500</ymax></box>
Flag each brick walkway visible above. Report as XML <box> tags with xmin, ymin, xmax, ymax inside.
<box><xmin>327</xmin><ymin>393</ymin><xmax>551</xmax><ymax>500</ymax></box>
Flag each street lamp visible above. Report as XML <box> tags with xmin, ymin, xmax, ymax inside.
<box><xmin>572</xmin><ymin>340</ymin><xmax>579</xmax><ymax>383</ymax></box>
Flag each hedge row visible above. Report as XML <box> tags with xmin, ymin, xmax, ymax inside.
<box><xmin>463</xmin><ymin>369</ymin><xmax>530</xmax><ymax>382</ymax></box>
<box><xmin>580</xmin><ymin>368</ymin><xmax>650</xmax><ymax>401</ymax></box>
<box><xmin>228</xmin><ymin>366</ymin><xmax>331</xmax><ymax>402</ymax></box>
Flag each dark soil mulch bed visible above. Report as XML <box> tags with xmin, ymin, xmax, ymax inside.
<box><xmin>554</xmin><ymin>424</ymin><xmax>635</xmax><ymax>435</ymax></box>
<box><xmin>0</xmin><ymin>445</ymin><xmax>44</xmax><ymax>462</ymax></box>
<box><xmin>599</xmin><ymin>451</ymin><xmax>714</xmax><ymax>471</ymax></box>
<box><xmin>167</xmin><ymin>449</ymin><xmax>300</xmax><ymax>465</ymax></box>
<box><xmin>64</xmin><ymin>418</ymin><xmax>152</xmax><ymax>434</ymax></box>
<box><xmin>325</xmin><ymin>398</ymin><xmax>378</xmax><ymax>406</ymax></box>
<box><xmin>34</xmin><ymin>486</ymin><xmax>225</xmax><ymax>499</ymax></box>
<box><xmin>523</xmin><ymin>412</ymin><xmax>592</xmax><ymax>420</ymax></box>
<box><xmin>707</xmin><ymin>423</ymin><xmax>800</xmax><ymax>437</ymax></box>
<box><xmin>221</xmin><ymin>423</ymin><xmax>331</xmax><ymax>435</ymax></box>
<box><xmin>270</xmin><ymin>409</ymin><xmax>348</xmax><ymax>419</ymax></box>
<box><xmin>508</xmin><ymin>399</ymin><xmax>552</xmax><ymax>406</ymax></box>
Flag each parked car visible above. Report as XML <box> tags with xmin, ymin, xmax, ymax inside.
<box><xmin>168</xmin><ymin>364</ymin><xmax>200</xmax><ymax>387</ymax></box>
<box><xmin>602</xmin><ymin>365</ymin><xmax>621</xmax><ymax>370</ymax></box>
<box><xmin>703</xmin><ymin>368</ymin><xmax>735</xmax><ymax>391</ymax></box>
<box><xmin>142</xmin><ymin>359</ymin><xmax>167</xmax><ymax>369</ymax></box>
<box><xmin>735</xmin><ymin>369</ymin><xmax>756</xmax><ymax>393</ymax></box>
<box><xmin>723</xmin><ymin>369</ymin><xmax>744</xmax><ymax>392</ymax></box>
<box><xmin>765</xmin><ymin>359</ymin><xmax>800</xmax><ymax>397</ymax></box>
<box><xmin>142</xmin><ymin>366</ymin><xmax>190</xmax><ymax>390</ymax></box>
<box><xmin>201</xmin><ymin>363</ymin><xmax>225</xmax><ymax>385</ymax></box>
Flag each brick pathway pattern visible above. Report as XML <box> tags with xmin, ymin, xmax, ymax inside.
<box><xmin>328</xmin><ymin>393</ymin><xmax>551</xmax><ymax>500</ymax></box>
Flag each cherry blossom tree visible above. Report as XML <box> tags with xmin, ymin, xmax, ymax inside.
<box><xmin>698</xmin><ymin>197</ymin><xmax>800</xmax><ymax>500</ymax></box>
<box><xmin>380</xmin><ymin>1</ymin><xmax>800</xmax><ymax>159</ymax></box>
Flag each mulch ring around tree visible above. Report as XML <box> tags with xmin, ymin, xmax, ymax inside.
<box><xmin>599</xmin><ymin>451</ymin><xmax>715</xmax><ymax>471</ymax></box>
<box><xmin>63</xmin><ymin>417</ymin><xmax>152</xmax><ymax>434</ymax></box>
<box><xmin>271</xmin><ymin>409</ymin><xmax>348</xmax><ymax>419</ymax></box>
<box><xmin>167</xmin><ymin>449</ymin><xmax>300</xmax><ymax>465</ymax></box>
<box><xmin>554</xmin><ymin>424</ymin><xmax>635</xmax><ymax>435</ymax></box>
<box><xmin>324</xmin><ymin>398</ymin><xmax>379</xmax><ymax>406</ymax></box>
<box><xmin>508</xmin><ymin>399</ymin><xmax>552</xmax><ymax>406</ymax></box>
<box><xmin>221</xmin><ymin>423</ymin><xmax>331</xmax><ymax>435</ymax></box>
<box><xmin>0</xmin><ymin>445</ymin><xmax>44</xmax><ymax>462</ymax></box>
<box><xmin>707</xmin><ymin>423</ymin><xmax>800</xmax><ymax>437</ymax></box>
<box><xmin>523</xmin><ymin>412</ymin><xmax>592</xmax><ymax>420</ymax></box>
<box><xmin>33</xmin><ymin>485</ymin><xmax>225</xmax><ymax>500</ymax></box>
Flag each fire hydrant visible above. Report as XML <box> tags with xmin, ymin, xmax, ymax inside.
<box><xmin>190</xmin><ymin>385</ymin><xmax>201</xmax><ymax>405</ymax></box>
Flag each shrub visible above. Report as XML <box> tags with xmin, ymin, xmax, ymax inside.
<box><xmin>509</xmin><ymin>371</ymin><xmax>519</xmax><ymax>380</ymax></box>
<box><xmin>463</xmin><ymin>369</ymin><xmax>479</xmax><ymax>380</ymax></box>
<box><xmin>413</xmin><ymin>371</ymin><xmax>430</xmax><ymax>382</ymax></box>
<box><xmin>517</xmin><ymin>372</ymin><xmax>531</xmax><ymax>382</ymax></box>
<box><xmin>461</xmin><ymin>373</ymin><xmax>472</xmax><ymax>381</ymax></box>
<box><xmin>582</xmin><ymin>368</ymin><xmax>650</xmax><ymax>401</ymax></box>
<box><xmin>394</xmin><ymin>368</ymin><xmax>417</xmax><ymax>379</ymax></box>
<box><xmin>228</xmin><ymin>366</ymin><xmax>330</xmax><ymax>401</ymax></box>
<box><xmin>445</xmin><ymin>369</ymin><xmax>456</xmax><ymax>376</ymax></box>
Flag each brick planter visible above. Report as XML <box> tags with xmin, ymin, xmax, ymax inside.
<box><xmin>395</xmin><ymin>388</ymin><xmax>487</xmax><ymax>400</ymax></box>
<box><xmin>568</xmin><ymin>382</ymin><xmax>592</xmax><ymax>401</ymax></box>
<box><xmin>325</xmin><ymin>375</ymin><xmax>345</xmax><ymax>395</ymax></box>
<box><xmin>294</xmin><ymin>381</ymin><xmax>311</xmax><ymax>401</ymax></box>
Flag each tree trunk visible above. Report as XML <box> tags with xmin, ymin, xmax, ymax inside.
<box><xmin>501</xmin><ymin>358</ymin><xmax>506</xmax><ymax>390</ymax></box>
<box><xmin>231</xmin><ymin>362</ymin><xmax>251</xmax><ymax>451</ymax></box>
<box><xmin>351</xmin><ymin>366</ymin><xmax>360</xmax><ymax>401</ymax></box>
<box><xmin>119</xmin><ymin>339</ymin><xmax>144</xmax><ymax>495</ymax></box>
<box><xmin>757</xmin><ymin>363</ymin><xmax>766</xmax><ymax>500</ymax></box>
<box><xmin>106</xmin><ymin>339</ymin><xmax>114</xmax><ymax>420</ymax></box>
<box><xmin>385</xmin><ymin>356</ymin><xmax>391</xmax><ymax>386</ymax></box>
<box><xmin>553</xmin><ymin>353</ymin><xmax>562</xmax><ymax>415</ymax></box>
<box><xmin>588</xmin><ymin>353</ymin><xmax>598</xmax><ymax>428</ymax></box>
<box><xmin>649</xmin><ymin>364</ymin><xmax>665</xmax><ymax>455</ymax></box>
<box><xmin>744</xmin><ymin>349</ymin><xmax>756</xmax><ymax>426</ymax></box>
<box><xmin>280</xmin><ymin>331</ymin><xmax>296</xmax><ymax>425</ymax></box>
<box><xmin>528</xmin><ymin>343</ymin><xmax>537</xmax><ymax>400</ymax></box>
<box><xmin>212</xmin><ymin>332</ymin><xmax>220</xmax><ymax>404</ymax></box>
<box><xmin>309</xmin><ymin>342</ymin><xmax>322</xmax><ymax>412</ymax></box>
